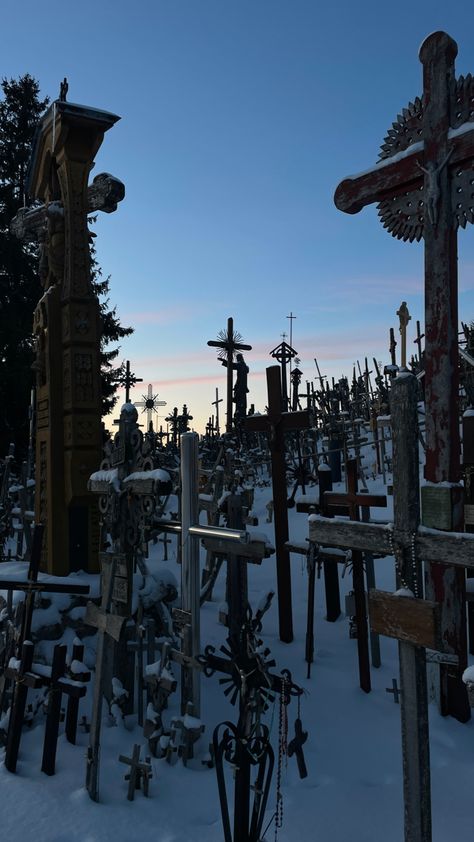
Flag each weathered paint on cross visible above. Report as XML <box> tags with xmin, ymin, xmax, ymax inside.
<box><xmin>334</xmin><ymin>30</ymin><xmax>472</xmax><ymax>720</ymax></box>
<box><xmin>245</xmin><ymin>365</ymin><xmax>311</xmax><ymax>642</ymax></box>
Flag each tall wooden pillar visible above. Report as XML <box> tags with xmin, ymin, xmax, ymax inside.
<box><xmin>28</xmin><ymin>100</ymin><xmax>121</xmax><ymax>574</ymax></box>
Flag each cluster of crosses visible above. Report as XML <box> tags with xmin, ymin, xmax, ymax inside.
<box><xmin>3</xmin><ymin>29</ymin><xmax>474</xmax><ymax>842</ymax></box>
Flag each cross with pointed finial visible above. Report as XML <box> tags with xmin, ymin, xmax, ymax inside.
<box><xmin>118</xmin><ymin>361</ymin><xmax>143</xmax><ymax>403</ymax></box>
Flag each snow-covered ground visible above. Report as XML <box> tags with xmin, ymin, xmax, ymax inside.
<box><xmin>1</xmin><ymin>473</ymin><xmax>473</xmax><ymax>841</ymax></box>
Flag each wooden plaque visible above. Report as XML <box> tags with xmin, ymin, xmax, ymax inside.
<box><xmin>368</xmin><ymin>589</ymin><xmax>442</xmax><ymax>650</ymax></box>
<box><xmin>421</xmin><ymin>485</ymin><xmax>452</xmax><ymax>530</ymax></box>
<box><xmin>464</xmin><ymin>504</ymin><xmax>474</xmax><ymax>526</ymax></box>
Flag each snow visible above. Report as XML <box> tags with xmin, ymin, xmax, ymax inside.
<box><xmin>123</xmin><ymin>468</ymin><xmax>171</xmax><ymax>483</ymax></box>
<box><xmin>0</xmin><ymin>478</ymin><xmax>473</xmax><ymax>841</ymax></box>
<box><xmin>462</xmin><ymin>666</ymin><xmax>474</xmax><ymax>684</ymax></box>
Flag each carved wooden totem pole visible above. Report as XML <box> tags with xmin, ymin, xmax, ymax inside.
<box><xmin>24</xmin><ymin>98</ymin><xmax>124</xmax><ymax>574</ymax></box>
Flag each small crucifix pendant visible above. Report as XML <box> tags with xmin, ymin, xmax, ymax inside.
<box><xmin>287</xmin><ymin>717</ymin><xmax>308</xmax><ymax>779</ymax></box>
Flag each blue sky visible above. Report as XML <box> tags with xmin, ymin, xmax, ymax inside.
<box><xmin>4</xmin><ymin>1</ymin><xmax>474</xmax><ymax>432</ymax></box>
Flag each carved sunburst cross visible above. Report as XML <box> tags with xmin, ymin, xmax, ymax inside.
<box><xmin>334</xmin><ymin>30</ymin><xmax>473</xmax><ymax>727</ymax></box>
<box><xmin>207</xmin><ymin>317</ymin><xmax>252</xmax><ymax>433</ymax></box>
<box><xmin>334</xmin><ymin>31</ymin><xmax>474</xmax><ymax>483</ymax></box>
<box><xmin>134</xmin><ymin>384</ymin><xmax>167</xmax><ymax>432</ymax></box>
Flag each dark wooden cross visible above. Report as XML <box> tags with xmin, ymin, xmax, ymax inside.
<box><xmin>309</xmin><ymin>373</ymin><xmax>474</xmax><ymax>841</ymax></box>
<box><xmin>0</xmin><ymin>524</ymin><xmax>90</xmax><ymax>649</ymax></box>
<box><xmin>118</xmin><ymin>743</ymin><xmax>152</xmax><ymax>800</ymax></box>
<box><xmin>287</xmin><ymin>717</ymin><xmax>308</xmax><ymax>779</ymax></box>
<box><xmin>386</xmin><ymin>678</ymin><xmax>401</xmax><ymax>704</ymax></box>
<box><xmin>4</xmin><ymin>640</ymin><xmax>43</xmax><ymax>772</ymax></box>
<box><xmin>414</xmin><ymin>319</ymin><xmax>425</xmax><ymax>366</ymax></box>
<box><xmin>85</xmin><ymin>557</ymin><xmax>127</xmax><ymax>802</ymax></box>
<box><xmin>270</xmin><ymin>340</ymin><xmax>297</xmax><ymax>411</ymax></box>
<box><xmin>212</xmin><ymin>387</ymin><xmax>223</xmax><ymax>437</ymax></box>
<box><xmin>324</xmin><ymin>459</ymin><xmax>387</xmax><ymax>693</ymax></box>
<box><xmin>41</xmin><ymin>642</ymin><xmax>88</xmax><ymax>775</ymax></box>
<box><xmin>207</xmin><ymin>318</ymin><xmax>252</xmax><ymax>433</ymax></box>
<box><xmin>334</xmin><ymin>31</ymin><xmax>474</xmax><ymax>720</ymax></box>
<box><xmin>118</xmin><ymin>361</ymin><xmax>143</xmax><ymax>404</ymax></box>
<box><xmin>245</xmin><ymin>365</ymin><xmax>311</xmax><ymax>642</ymax></box>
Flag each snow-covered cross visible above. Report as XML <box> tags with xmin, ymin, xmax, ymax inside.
<box><xmin>335</xmin><ymin>30</ymin><xmax>474</xmax><ymax>723</ymax></box>
<box><xmin>309</xmin><ymin>372</ymin><xmax>474</xmax><ymax>842</ymax></box>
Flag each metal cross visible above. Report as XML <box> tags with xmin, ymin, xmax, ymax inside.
<box><xmin>207</xmin><ymin>318</ymin><xmax>252</xmax><ymax>433</ymax></box>
<box><xmin>118</xmin><ymin>360</ymin><xmax>143</xmax><ymax>404</ymax></box>
<box><xmin>134</xmin><ymin>384</ymin><xmax>167</xmax><ymax>431</ymax></box>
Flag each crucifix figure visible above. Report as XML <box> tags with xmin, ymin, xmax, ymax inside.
<box><xmin>134</xmin><ymin>384</ymin><xmax>167</xmax><ymax>432</ymax></box>
<box><xmin>334</xmin><ymin>30</ymin><xmax>473</xmax><ymax>721</ymax></box>
<box><xmin>207</xmin><ymin>318</ymin><xmax>252</xmax><ymax>432</ymax></box>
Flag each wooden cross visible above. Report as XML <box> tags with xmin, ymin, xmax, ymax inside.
<box><xmin>386</xmin><ymin>678</ymin><xmax>401</xmax><ymax>704</ymax></box>
<box><xmin>85</xmin><ymin>557</ymin><xmax>127</xmax><ymax>801</ymax></box>
<box><xmin>11</xmin><ymin>172</ymin><xmax>125</xmax><ymax>241</ymax></box>
<box><xmin>0</xmin><ymin>524</ymin><xmax>90</xmax><ymax>649</ymax></box>
<box><xmin>118</xmin><ymin>360</ymin><xmax>143</xmax><ymax>404</ymax></box>
<box><xmin>118</xmin><ymin>743</ymin><xmax>152</xmax><ymax>800</ymax></box>
<box><xmin>65</xmin><ymin>640</ymin><xmax>91</xmax><ymax>744</ymax></box>
<box><xmin>308</xmin><ymin>372</ymin><xmax>474</xmax><ymax>842</ymax></box>
<box><xmin>323</xmin><ymin>459</ymin><xmax>387</xmax><ymax>692</ymax></box>
<box><xmin>334</xmin><ymin>30</ymin><xmax>473</xmax><ymax>720</ymax></box>
<box><xmin>287</xmin><ymin>717</ymin><xmax>308</xmax><ymax>779</ymax></box>
<box><xmin>397</xmin><ymin>301</ymin><xmax>412</xmax><ymax>368</ymax></box>
<box><xmin>134</xmin><ymin>384</ymin><xmax>167</xmax><ymax>431</ymax></box>
<box><xmin>414</xmin><ymin>319</ymin><xmax>425</xmax><ymax>365</ymax></box>
<box><xmin>208</xmin><ymin>317</ymin><xmax>252</xmax><ymax>433</ymax></box>
<box><xmin>245</xmin><ymin>365</ymin><xmax>311</xmax><ymax>642</ymax></box>
<box><xmin>4</xmin><ymin>640</ymin><xmax>43</xmax><ymax>772</ymax></box>
<box><xmin>212</xmin><ymin>387</ymin><xmax>223</xmax><ymax>437</ymax></box>
<box><xmin>41</xmin><ymin>643</ymin><xmax>89</xmax><ymax>775</ymax></box>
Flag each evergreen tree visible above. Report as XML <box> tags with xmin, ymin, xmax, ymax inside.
<box><xmin>0</xmin><ymin>75</ymin><xmax>48</xmax><ymax>458</ymax></box>
<box><xmin>0</xmin><ymin>76</ymin><xmax>133</xmax><ymax>458</ymax></box>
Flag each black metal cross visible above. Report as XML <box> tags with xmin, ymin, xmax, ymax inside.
<box><xmin>287</xmin><ymin>717</ymin><xmax>308</xmax><ymax>779</ymax></box>
<box><xmin>118</xmin><ymin>361</ymin><xmax>143</xmax><ymax>403</ymax></box>
<box><xmin>386</xmin><ymin>678</ymin><xmax>401</xmax><ymax>704</ymax></box>
<box><xmin>208</xmin><ymin>317</ymin><xmax>252</xmax><ymax>433</ymax></box>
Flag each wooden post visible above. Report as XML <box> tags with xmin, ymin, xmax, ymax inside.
<box><xmin>180</xmin><ymin>432</ymin><xmax>201</xmax><ymax>718</ymax></box>
<box><xmin>391</xmin><ymin>373</ymin><xmax>432</xmax><ymax>842</ymax></box>
<box><xmin>245</xmin><ymin>365</ymin><xmax>311</xmax><ymax>642</ymax></box>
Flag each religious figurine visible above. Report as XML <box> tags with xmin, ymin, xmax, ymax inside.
<box><xmin>222</xmin><ymin>352</ymin><xmax>249</xmax><ymax>420</ymax></box>
<box><xmin>416</xmin><ymin>148</ymin><xmax>453</xmax><ymax>225</ymax></box>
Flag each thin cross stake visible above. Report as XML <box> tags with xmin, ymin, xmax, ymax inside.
<box><xmin>0</xmin><ymin>524</ymin><xmax>90</xmax><ymax>649</ymax></box>
<box><xmin>212</xmin><ymin>388</ymin><xmax>223</xmax><ymax>436</ymax></box>
<box><xmin>245</xmin><ymin>365</ymin><xmax>311</xmax><ymax>642</ymax></box>
<box><xmin>85</xmin><ymin>557</ymin><xmax>126</xmax><ymax>802</ymax></box>
<box><xmin>334</xmin><ymin>30</ymin><xmax>472</xmax><ymax>721</ymax></box>
<box><xmin>207</xmin><ymin>318</ymin><xmax>252</xmax><ymax>432</ymax></box>
<box><xmin>324</xmin><ymin>460</ymin><xmax>387</xmax><ymax>693</ymax></box>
